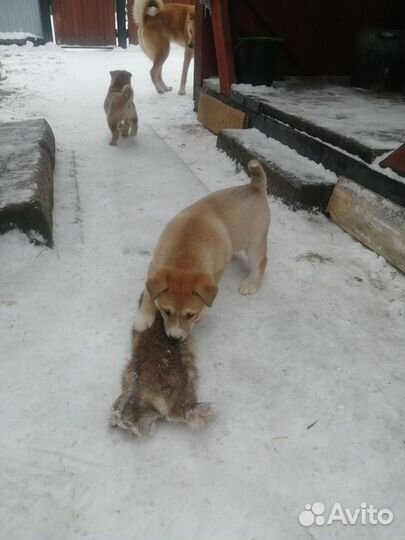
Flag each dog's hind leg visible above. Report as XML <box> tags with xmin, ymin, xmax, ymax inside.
<box><xmin>178</xmin><ymin>46</ymin><xmax>193</xmax><ymax>95</ymax></box>
<box><xmin>239</xmin><ymin>234</ymin><xmax>268</xmax><ymax>295</ymax></box>
<box><xmin>150</xmin><ymin>42</ymin><xmax>170</xmax><ymax>94</ymax></box>
<box><xmin>158</xmin><ymin>64</ymin><xmax>172</xmax><ymax>92</ymax></box>
<box><xmin>120</xmin><ymin>119</ymin><xmax>130</xmax><ymax>137</ymax></box>
<box><xmin>129</xmin><ymin>118</ymin><xmax>138</xmax><ymax>137</ymax></box>
<box><xmin>108</xmin><ymin>120</ymin><xmax>120</xmax><ymax>145</ymax></box>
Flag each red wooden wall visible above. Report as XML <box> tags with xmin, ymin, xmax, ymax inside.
<box><xmin>195</xmin><ymin>0</ymin><xmax>404</xmax><ymax>85</ymax></box>
<box><xmin>231</xmin><ymin>0</ymin><xmax>404</xmax><ymax>76</ymax></box>
<box><xmin>52</xmin><ymin>0</ymin><xmax>116</xmax><ymax>46</ymax></box>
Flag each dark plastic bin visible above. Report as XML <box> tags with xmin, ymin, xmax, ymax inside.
<box><xmin>352</xmin><ymin>29</ymin><xmax>405</xmax><ymax>91</ymax></box>
<box><xmin>235</xmin><ymin>36</ymin><xmax>283</xmax><ymax>86</ymax></box>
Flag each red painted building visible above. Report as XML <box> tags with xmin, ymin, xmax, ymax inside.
<box><xmin>194</xmin><ymin>0</ymin><xmax>404</xmax><ymax>94</ymax></box>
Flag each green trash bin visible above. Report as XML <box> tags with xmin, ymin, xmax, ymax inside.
<box><xmin>352</xmin><ymin>29</ymin><xmax>405</xmax><ymax>91</ymax></box>
<box><xmin>235</xmin><ymin>36</ymin><xmax>283</xmax><ymax>86</ymax></box>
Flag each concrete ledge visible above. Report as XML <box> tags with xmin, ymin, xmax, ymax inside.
<box><xmin>217</xmin><ymin>128</ymin><xmax>336</xmax><ymax>212</ymax></box>
<box><xmin>0</xmin><ymin>119</ymin><xmax>55</xmax><ymax>246</ymax></box>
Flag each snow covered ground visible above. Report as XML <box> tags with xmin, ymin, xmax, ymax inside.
<box><xmin>0</xmin><ymin>32</ymin><xmax>41</xmax><ymax>40</ymax></box>
<box><xmin>0</xmin><ymin>43</ymin><xmax>404</xmax><ymax>540</ymax></box>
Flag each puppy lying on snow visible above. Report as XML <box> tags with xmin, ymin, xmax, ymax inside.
<box><xmin>104</xmin><ymin>70</ymin><xmax>138</xmax><ymax>145</ymax></box>
<box><xmin>111</xmin><ymin>297</ymin><xmax>214</xmax><ymax>437</ymax></box>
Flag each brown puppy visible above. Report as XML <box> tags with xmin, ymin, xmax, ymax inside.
<box><xmin>135</xmin><ymin>160</ymin><xmax>270</xmax><ymax>340</ymax></box>
<box><xmin>104</xmin><ymin>70</ymin><xmax>138</xmax><ymax>145</ymax></box>
<box><xmin>133</xmin><ymin>0</ymin><xmax>195</xmax><ymax>95</ymax></box>
<box><xmin>110</xmin><ymin>297</ymin><xmax>214</xmax><ymax>437</ymax></box>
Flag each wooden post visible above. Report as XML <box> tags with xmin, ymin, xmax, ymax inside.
<box><xmin>116</xmin><ymin>0</ymin><xmax>127</xmax><ymax>48</ymax></box>
<box><xmin>211</xmin><ymin>0</ymin><xmax>236</xmax><ymax>95</ymax></box>
<box><xmin>127</xmin><ymin>0</ymin><xmax>139</xmax><ymax>45</ymax></box>
<box><xmin>38</xmin><ymin>0</ymin><xmax>53</xmax><ymax>43</ymax></box>
<box><xmin>194</xmin><ymin>2</ymin><xmax>205</xmax><ymax>95</ymax></box>
<box><xmin>194</xmin><ymin>2</ymin><xmax>217</xmax><ymax>99</ymax></box>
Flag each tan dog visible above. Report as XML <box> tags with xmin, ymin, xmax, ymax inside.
<box><xmin>104</xmin><ymin>70</ymin><xmax>138</xmax><ymax>145</ymax></box>
<box><xmin>110</xmin><ymin>296</ymin><xmax>215</xmax><ymax>437</ymax></box>
<box><xmin>135</xmin><ymin>160</ymin><xmax>270</xmax><ymax>340</ymax></box>
<box><xmin>133</xmin><ymin>0</ymin><xmax>195</xmax><ymax>95</ymax></box>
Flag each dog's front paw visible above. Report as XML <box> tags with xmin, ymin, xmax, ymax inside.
<box><xmin>239</xmin><ymin>280</ymin><xmax>259</xmax><ymax>295</ymax></box>
<box><xmin>178</xmin><ymin>88</ymin><xmax>186</xmax><ymax>96</ymax></box>
<box><xmin>134</xmin><ymin>312</ymin><xmax>155</xmax><ymax>332</ymax></box>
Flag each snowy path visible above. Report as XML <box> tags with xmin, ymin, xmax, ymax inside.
<box><xmin>0</xmin><ymin>44</ymin><xmax>404</xmax><ymax>540</ymax></box>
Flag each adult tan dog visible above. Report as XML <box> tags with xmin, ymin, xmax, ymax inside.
<box><xmin>104</xmin><ymin>70</ymin><xmax>138</xmax><ymax>145</ymax></box>
<box><xmin>133</xmin><ymin>0</ymin><xmax>195</xmax><ymax>95</ymax></box>
<box><xmin>135</xmin><ymin>160</ymin><xmax>270</xmax><ymax>341</ymax></box>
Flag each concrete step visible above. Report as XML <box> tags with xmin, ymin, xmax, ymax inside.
<box><xmin>0</xmin><ymin>118</ymin><xmax>55</xmax><ymax>246</ymax></box>
<box><xmin>217</xmin><ymin>128</ymin><xmax>336</xmax><ymax>211</ymax></box>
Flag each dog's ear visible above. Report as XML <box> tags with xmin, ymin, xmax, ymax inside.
<box><xmin>109</xmin><ymin>70</ymin><xmax>116</xmax><ymax>77</ymax></box>
<box><xmin>146</xmin><ymin>271</ymin><xmax>169</xmax><ymax>301</ymax></box>
<box><xmin>192</xmin><ymin>275</ymin><xmax>218</xmax><ymax>307</ymax></box>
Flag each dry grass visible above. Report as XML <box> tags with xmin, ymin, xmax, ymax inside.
<box><xmin>295</xmin><ymin>251</ymin><xmax>333</xmax><ymax>264</ymax></box>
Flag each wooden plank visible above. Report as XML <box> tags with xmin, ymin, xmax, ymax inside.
<box><xmin>197</xmin><ymin>93</ymin><xmax>247</xmax><ymax>135</ymax></box>
<box><xmin>327</xmin><ymin>177</ymin><xmax>405</xmax><ymax>272</ymax></box>
<box><xmin>127</xmin><ymin>0</ymin><xmax>139</xmax><ymax>45</ymax></box>
<box><xmin>211</xmin><ymin>0</ymin><xmax>236</xmax><ymax>95</ymax></box>
<box><xmin>51</xmin><ymin>0</ymin><xmax>116</xmax><ymax>46</ymax></box>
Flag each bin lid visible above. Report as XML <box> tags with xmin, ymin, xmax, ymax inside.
<box><xmin>237</xmin><ymin>36</ymin><xmax>283</xmax><ymax>43</ymax></box>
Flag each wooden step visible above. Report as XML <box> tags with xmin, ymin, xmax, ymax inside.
<box><xmin>197</xmin><ymin>93</ymin><xmax>247</xmax><ymax>135</ymax></box>
<box><xmin>327</xmin><ymin>177</ymin><xmax>405</xmax><ymax>272</ymax></box>
<box><xmin>200</xmin><ymin>81</ymin><xmax>405</xmax><ymax>208</ymax></box>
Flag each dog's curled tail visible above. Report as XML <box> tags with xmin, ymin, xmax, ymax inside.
<box><xmin>133</xmin><ymin>0</ymin><xmax>164</xmax><ymax>26</ymax></box>
<box><xmin>248</xmin><ymin>159</ymin><xmax>267</xmax><ymax>192</ymax></box>
<box><xmin>122</xmin><ymin>84</ymin><xmax>134</xmax><ymax>102</ymax></box>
